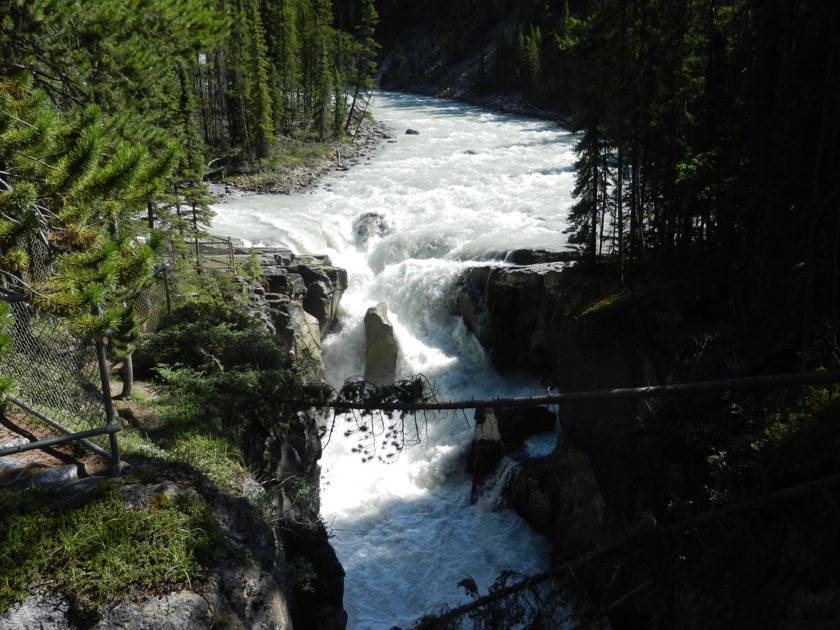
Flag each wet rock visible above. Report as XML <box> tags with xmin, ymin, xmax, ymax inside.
<box><xmin>364</xmin><ymin>302</ymin><xmax>398</xmax><ymax>385</ymax></box>
<box><xmin>352</xmin><ymin>211</ymin><xmax>391</xmax><ymax>245</ymax></box>
<box><xmin>468</xmin><ymin>406</ymin><xmax>556</xmax><ymax>503</ymax></box>
<box><xmin>405</xmin><ymin>128</ymin><xmax>420</xmax><ymax>135</ymax></box>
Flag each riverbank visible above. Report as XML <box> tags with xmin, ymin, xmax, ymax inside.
<box><xmin>208</xmin><ymin>117</ymin><xmax>392</xmax><ymax>202</ymax></box>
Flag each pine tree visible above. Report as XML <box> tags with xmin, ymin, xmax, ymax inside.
<box><xmin>345</xmin><ymin>0</ymin><xmax>381</xmax><ymax>132</ymax></box>
<box><xmin>0</xmin><ymin>75</ymin><xmax>174</xmax><ymax>381</ymax></box>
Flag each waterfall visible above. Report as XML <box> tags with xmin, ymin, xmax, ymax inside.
<box><xmin>210</xmin><ymin>91</ymin><xmax>578</xmax><ymax>629</ymax></box>
<box><xmin>474</xmin><ymin>456</ymin><xmax>524</xmax><ymax>511</ymax></box>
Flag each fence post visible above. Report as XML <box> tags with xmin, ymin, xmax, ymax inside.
<box><xmin>163</xmin><ymin>266</ymin><xmax>172</xmax><ymax>315</ymax></box>
<box><xmin>93</xmin><ymin>306</ymin><xmax>123</xmax><ymax>476</ymax></box>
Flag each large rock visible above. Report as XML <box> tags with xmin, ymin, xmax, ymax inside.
<box><xmin>452</xmin><ymin>260</ymin><xmax>685</xmax><ymax>553</ymax></box>
<box><xmin>352</xmin><ymin>211</ymin><xmax>391</xmax><ymax>245</ymax></box>
<box><xmin>468</xmin><ymin>406</ymin><xmax>555</xmax><ymax>503</ymax></box>
<box><xmin>235</xmin><ymin>246</ymin><xmax>347</xmax><ymax>338</ymax></box>
<box><xmin>364</xmin><ymin>302</ymin><xmax>398</xmax><ymax>385</ymax></box>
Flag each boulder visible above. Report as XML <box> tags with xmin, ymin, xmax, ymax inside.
<box><xmin>352</xmin><ymin>211</ymin><xmax>391</xmax><ymax>245</ymax></box>
<box><xmin>364</xmin><ymin>302</ymin><xmax>398</xmax><ymax>385</ymax></box>
<box><xmin>405</xmin><ymin>128</ymin><xmax>420</xmax><ymax>135</ymax></box>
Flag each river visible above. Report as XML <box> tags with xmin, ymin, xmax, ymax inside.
<box><xmin>210</xmin><ymin>91</ymin><xmax>579</xmax><ymax>629</ymax></box>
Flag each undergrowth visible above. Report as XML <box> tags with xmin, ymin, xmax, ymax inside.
<box><xmin>0</xmin><ymin>484</ymin><xmax>228</xmax><ymax>623</ymax></box>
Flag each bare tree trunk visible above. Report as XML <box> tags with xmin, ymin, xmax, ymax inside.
<box><xmin>120</xmin><ymin>354</ymin><xmax>134</xmax><ymax>399</ymax></box>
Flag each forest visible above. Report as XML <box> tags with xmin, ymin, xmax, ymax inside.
<box><xmin>378</xmin><ymin>0</ymin><xmax>840</xmax><ymax>371</ymax></box>
<box><xmin>0</xmin><ymin>0</ymin><xmax>379</xmax><ymax>347</ymax></box>
<box><xmin>1</xmin><ymin>0</ymin><xmax>840</xmax><ymax>626</ymax></box>
<box><xmin>2</xmin><ymin>0</ymin><xmax>838</xmax><ymax>348</ymax></box>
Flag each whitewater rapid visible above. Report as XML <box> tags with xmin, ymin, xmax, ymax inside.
<box><xmin>210</xmin><ymin>91</ymin><xmax>578</xmax><ymax>628</ymax></box>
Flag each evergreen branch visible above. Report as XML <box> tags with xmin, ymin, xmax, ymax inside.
<box><xmin>0</xmin><ymin>270</ymin><xmax>46</xmax><ymax>298</ymax></box>
<box><xmin>10</xmin><ymin>63</ymin><xmax>86</xmax><ymax>108</ymax></box>
<box><xmin>10</xmin><ymin>149</ymin><xmax>59</xmax><ymax>171</ymax></box>
<box><xmin>0</xmin><ymin>110</ymin><xmax>38</xmax><ymax>130</ymax></box>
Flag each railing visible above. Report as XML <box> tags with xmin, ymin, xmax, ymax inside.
<box><xmin>0</xmin><ymin>290</ymin><xmax>124</xmax><ymax>477</ymax></box>
<box><xmin>193</xmin><ymin>235</ymin><xmax>236</xmax><ymax>271</ymax></box>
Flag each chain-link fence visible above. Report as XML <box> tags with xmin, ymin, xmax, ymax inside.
<box><xmin>195</xmin><ymin>236</ymin><xmax>235</xmax><ymax>271</ymax></box>
<box><xmin>0</xmin><ymin>227</ymin><xmax>178</xmax><ymax>486</ymax></box>
<box><xmin>0</xmin><ymin>289</ymin><xmax>123</xmax><ymax>482</ymax></box>
<box><xmin>135</xmin><ymin>264</ymin><xmax>172</xmax><ymax>333</ymax></box>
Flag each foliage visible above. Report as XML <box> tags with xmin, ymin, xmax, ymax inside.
<box><xmin>242</xmin><ymin>247</ymin><xmax>267</xmax><ymax>287</ymax></box>
<box><xmin>0</xmin><ymin>75</ymin><xmax>174</xmax><ymax>359</ymax></box>
<box><xmin>336</xmin><ymin>375</ymin><xmax>436</xmax><ymax>463</ymax></box>
<box><xmin>134</xmin><ymin>297</ymin><xmax>331</xmax><ymax>460</ymax></box>
<box><xmin>0</xmin><ymin>484</ymin><xmax>228</xmax><ymax>621</ymax></box>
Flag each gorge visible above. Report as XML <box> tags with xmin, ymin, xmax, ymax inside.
<box><xmin>211</xmin><ymin>91</ymin><xmax>576</xmax><ymax>628</ymax></box>
<box><xmin>214</xmin><ymin>90</ymin><xmax>840</xmax><ymax>629</ymax></box>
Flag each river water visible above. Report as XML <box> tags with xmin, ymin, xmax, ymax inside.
<box><xmin>210</xmin><ymin>91</ymin><xmax>579</xmax><ymax>629</ymax></box>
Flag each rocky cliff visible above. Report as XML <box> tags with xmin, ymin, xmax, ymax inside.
<box><xmin>453</xmin><ymin>259</ymin><xmax>840</xmax><ymax>627</ymax></box>
<box><xmin>232</xmin><ymin>247</ymin><xmax>348</xmax><ymax>629</ymax></box>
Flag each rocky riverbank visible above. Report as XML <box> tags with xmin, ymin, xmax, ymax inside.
<box><xmin>208</xmin><ymin>118</ymin><xmax>392</xmax><ymax>201</ymax></box>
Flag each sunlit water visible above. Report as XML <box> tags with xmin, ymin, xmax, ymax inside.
<box><xmin>211</xmin><ymin>92</ymin><xmax>578</xmax><ymax>629</ymax></box>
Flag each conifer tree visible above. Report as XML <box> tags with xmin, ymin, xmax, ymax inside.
<box><xmin>262</xmin><ymin>0</ymin><xmax>302</xmax><ymax>136</ymax></box>
<box><xmin>0</xmin><ymin>76</ymin><xmax>174</xmax><ymax>386</ymax></box>
<box><xmin>345</xmin><ymin>0</ymin><xmax>381</xmax><ymax>132</ymax></box>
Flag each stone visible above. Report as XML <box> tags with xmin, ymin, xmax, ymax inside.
<box><xmin>468</xmin><ymin>406</ymin><xmax>556</xmax><ymax>503</ymax></box>
<box><xmin>364</xmin><ymin>302</ymin><xmax>398</xmax><ymax>385</ymax></box>
<box><xmin>352</xmin><ymin>211</ymin><xmax>391</xmax><ymax>245</ymax></box>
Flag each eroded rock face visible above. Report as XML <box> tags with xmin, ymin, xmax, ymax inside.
<box><xmin>467</xmin><ymin>406</ymin><xmax>555</xmax><ymax>504</ymax></box>
<box><xmin>226</xmin><ymin>246</ymin><xmax>349</xmax><ymax>629</ymax></box>
<box><xmin>452</xmin><ymin>259</ymin><xmax>677</xmax><ymax>555</ymax></box>
<box><xmin>234</xmin><ymin>247</ymin><xmax>349</xmax><ymax>380</ymax></box>
<box><xmin>364</xmin><ymin>302</ymin><xmax>398</xmax><ymax>385</ymax></box>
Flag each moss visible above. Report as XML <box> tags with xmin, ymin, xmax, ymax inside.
<box><xmin>0</xmin><ymin>484</ymin><xmax>230</xmax><ymax>622</ymax></box>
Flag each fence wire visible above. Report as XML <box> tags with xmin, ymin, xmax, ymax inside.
<box><xmin>0</xmin><ymin>298</ymin><xmax>106</xmax><ymax>434</ymax></box>
<box><xmin>135</xmin><ymin>270</ymin><xmax>171</xmax><ymax>333</ymax></box>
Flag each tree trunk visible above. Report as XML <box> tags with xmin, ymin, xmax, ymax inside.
<box><xmin>120</xmin><ymin>354</ymin><xmax>134</xmax><ymax>399</ymax></box>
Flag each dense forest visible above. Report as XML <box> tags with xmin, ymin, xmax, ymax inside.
<box><xmin>378</xmin><ymin>0</ymin><xmax>840</xmax><ymax>370</ymax></box>
<box><xmin>0</xmin><ymin>0</ymin><xmax>379</xmax><ymax>345</ymax></box>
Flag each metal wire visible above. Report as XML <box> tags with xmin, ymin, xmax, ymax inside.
<box><xmin>0</xmin><ymin>298</ymin><xmax>105</xmax><ymax>432</ymax></box>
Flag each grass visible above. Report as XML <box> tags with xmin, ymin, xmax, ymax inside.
<box><xmin>0</xmin><ymin>276</ymin><xmax>326</xmax><ymax>622</ymax></box>
<box><xmin>0</xmin><ymin>368</ymin><xmax>259</xmax><ymax>620</ymax></box>
<box><xmin>0</xmin><ymin>483</ymin><xmax>228</xmax><ymax>622</ymax></box>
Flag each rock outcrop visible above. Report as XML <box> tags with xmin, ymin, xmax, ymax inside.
<box><xmin>453</xmin><ymin>261</ymin><xmax>692</xmax><ymax>553</ymax></box>
<box><xmin>363</xmin><ymin>302</ymin><xmax>398</xmax><ymax>385</ymax></box>
<box><xmin>234</xmin><ymin>247</ymin><xmax>348</xmax><ymax>380</ymax></box>
<box><xmin>0</xmin><ymin>479</ymin><xmax>295</xmax><ymax>630</ymax></box>
<box><xmin>228</xmin><ymin>246</ymin><xmax>348</xmax><ymax>628</ymax></box>
<box><xmin>467</xmin><ymin>406</ymin><xmax>555</xmax><ymax>503</ymax></box>
<box><xmin>454</xmin><ymin>257</ymin><xmax>840</xmax><ymax>627</ymax></box>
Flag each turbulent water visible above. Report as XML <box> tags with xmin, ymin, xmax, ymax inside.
<box><xmin>210</xmin><ymin>91</ymin><xmax>579</xmax><ymax>629</ymax></box>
